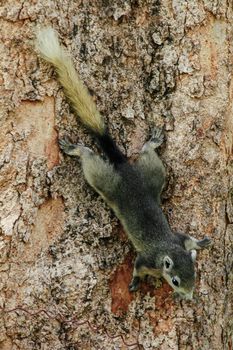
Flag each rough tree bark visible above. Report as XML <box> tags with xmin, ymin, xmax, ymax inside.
<box><xmin>0</xmin><ymin>1</ymin><xmax>232</xmax><ymax>349</ymax></box>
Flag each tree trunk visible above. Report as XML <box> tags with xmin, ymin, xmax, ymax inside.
<box><xmin>0</xmin><ymin>1</ymin><xmax>232</xmax><ymax>349</ymax></box>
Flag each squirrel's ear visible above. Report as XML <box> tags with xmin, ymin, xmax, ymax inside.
<box><xmin>163</xmin><ymin>256</ymin><xmax>173</xmax><ymax>271</ymax></box>
<box><xmin>190</xmin><ymin>250</ymin><xmax>197</xmax><ymax>262</ymax></box>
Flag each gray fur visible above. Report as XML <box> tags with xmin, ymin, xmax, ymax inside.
<box><xmin>60</xmin><ymin>130</ymin><xmax>212</xmax><ymax>299</ymax></box>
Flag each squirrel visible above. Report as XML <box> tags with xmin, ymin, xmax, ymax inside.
<box><xmin>36</xmin><ymin>28</ymin><xmax>212</xmax><ymax>300</ymax></box>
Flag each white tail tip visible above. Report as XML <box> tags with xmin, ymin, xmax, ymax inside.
<box><xmin>36</xmin><ymin>27</ymin><xmax>63</xmax><ymax>62</ymax></box>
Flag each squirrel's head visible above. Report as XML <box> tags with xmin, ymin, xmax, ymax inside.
<box><xmin>161</xmin><ymin>249</ymin><xmax>197</xmax><ymax>299</ymax></box>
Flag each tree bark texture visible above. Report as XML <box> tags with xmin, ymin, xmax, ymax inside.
<box><xmin>0</xmin><ymin>1</ymin><xmax>232</xmax><ymax>349</ymax></box>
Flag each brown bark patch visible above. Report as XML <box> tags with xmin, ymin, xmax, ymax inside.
<box><xmin>0</xmin><ymin>338</ymin><xmax>13</xmax><ymax>350</ymax></box>
<box><xmin>0</xmin><ymin>165</ymin><xmax>16</xmax><ymax>191</ymax></box>
<box><xmin>14</xmin><ymin>96</ymin><xmax>59</xmax><ymax>170</ymax></box>
<box><xmin>154</xmin><ymin>283</ymin><xmax>173</xmax><ymax>309</ymax></box>
<box><xmin>152</xmin><ymin>315</ymin><xmax>174</xmax><ymax>335</ymax></box>
<box><xmin>149</xmin><ymin>284</ymin><xmax>174</xmax><ymax>335</ymax></box>
<box><xmin>22</xmin><ymin>197</ymin><xmax>65</xmax><ymax>262</ymax></box>
<box><xmin>109</xmin><ymin>253</ymin><xmax>134</xmax><ymax>316</ymax></box>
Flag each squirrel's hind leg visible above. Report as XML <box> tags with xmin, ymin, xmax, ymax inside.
<box><xmin>59</xmin><ymin>138</ymin><xmax>120</xmax><ymax>201</ymax></box>
<box><xmin>59</xmin><ymin>138</ymin><xmax>91</xmax><ymax>157</ymax></box>
<box><xmin>142</xmin><ymin>127</ymin><xmax>164</xmax><ymax>152</ymax></box>
<box><xmin>136</xmin><ymin>128</ymin><xmax>166</xmax><ymax>203</ymax></box>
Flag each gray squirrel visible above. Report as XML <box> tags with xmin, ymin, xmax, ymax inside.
<box><xmin>36</xmin><ymin>28</ymin><xmax>212</xmax><ymax>299</ymax></box>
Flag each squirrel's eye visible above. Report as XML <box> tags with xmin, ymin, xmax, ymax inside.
<box><xmin>172</xmin><ymin>277</ymin><xmax>179</xmax><ymax>287</ymax></box>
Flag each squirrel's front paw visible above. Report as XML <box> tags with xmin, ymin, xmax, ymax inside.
<box><xmin>129</xmin><ymin>277</ymin><xmax>140</xmax><ymax>292</ymax></box>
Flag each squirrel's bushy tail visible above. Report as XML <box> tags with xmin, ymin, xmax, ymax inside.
<box><xmin>36</xmin><ymin>27</ymin><xmax>105</xmax><ymax>136</ymax></box>
<box><xmin>36</xmin><ymin>27</ymin><xmax>126</xmax><ymax>165</ymax></box>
